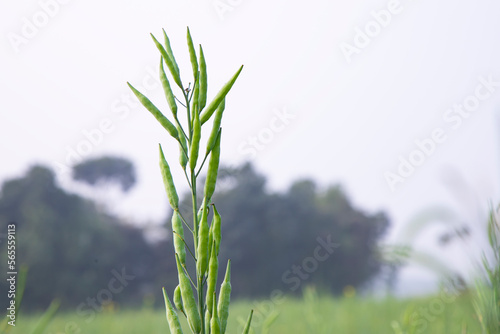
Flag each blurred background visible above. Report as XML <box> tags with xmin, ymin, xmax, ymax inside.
<box><xmin>0</xmin><ymin>0</ymin><xmax>499</xmax><ymax>330</ymax></box>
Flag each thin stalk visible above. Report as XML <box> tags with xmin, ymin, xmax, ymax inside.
<box><xmin>184</xmin><ymin>169</ymin><xmax>192</xmax><ymax>188</ymax></box>
<box><xmin>195</xmin><ymin>152</ymin><xmax>210</xmax><ymax>178</ymax></box>
<box><xmin>175</xmin><ymin>96</ymin><xmax>187</xmax><ymax>108</ymax></box>
<box><xmin>173</xmin><ymin>114</ymin><xmax>189</xmax><ymax>145</ymax></box>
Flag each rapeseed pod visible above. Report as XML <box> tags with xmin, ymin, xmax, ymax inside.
<box><xmin>163</xmin><ymin>287</ymin><xmax>184</xmax><ymax>334</ymax></box>
<box><xmin>218</xmin><ymin>260</ymin><xmax>231</xmax><ymax>334</ymax></box>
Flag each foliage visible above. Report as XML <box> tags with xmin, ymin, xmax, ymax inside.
<box><xmin>473</xmin><ymin>205</ymin><xmax>500</xmax><ymax>334</ymax></box>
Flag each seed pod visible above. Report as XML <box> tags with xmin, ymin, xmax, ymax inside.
<box><xmin>173</xmin><ymin>285</ymin><xmax>186</xmax><ymax>317</ymax></box>
<box><xmin>200</xmin><ymin>65</ymin><xmax>243</xmax><ymax>125</ymax></box>
<box><xmin>241</xmin><ymin>310</ymin><xmax>254</xmax><ymax>334</ymax></box>
<box><xmin>204</xmin><ymin>130</ymin><xmax>221</xmax><ymax>202</ymax></box>
<box><xmin>186</xmin><ymin>27</ymin><xmax>198</xmax><ymax>80</ymax></box>
<box><xmin>178</xmin><ymin>125</ymin><xmax>188</xmax><ymax>170</ymax></box>
<box><xmin>191</xmin><ymin>77</ymin><xmax>200</xmax><ymax>124</ymax></box>
<box><xmin>211</xmin><ymin>292</ymin><xmax>221</xmax><ymax>334</ymax></box>
<box><xmin>196</xmin><ymin>203</ymin><xmax>209</xmax><ymax>278</ymax></box>
<box><xmin>204</xmin><ymin>310</ymin><xmax>211</xmax><ymax>334</ymax></box>
<box><xmin>159</xmin><ymin>57</ymin><xmax>178</xmax><ymax>117</ymax></box>
<box><xmin>159</xmin><ymin>144</ymin><xmax>179</xmax><ymax>210</ymax></box>
<box><xmin>208</xmin><ymin>220</ymin><xmax>213</xmax><ymax>261</ymax></box>
<box><xmin>218</xmin><ymin>260</ymin><xmax>231</xmax><ymax>334</ymax></box>
<box><xmin>163</xmin><ymin>29</ymin><xmax>180</xmax><ymax>78</ymax></box>
<box><xmin>211</xmin><ymin>205</ymin><xmax>222</xmax><ymax>255</ymax></box>
<box><xmin>198</xmin><ymin>45</ymin><xmax>208</xmax><ymax>111</ymax></box>
<box><xmin>128</xmin><ymin>83</ymin><xmax>178</xmax><ymax>140</ymax></box>
<box><xmin>151</xmin><ymin>33</ymin><xmax>182</xmax><ymax>88</ymax></box>
<box><xmin>189</xmin><ymin>100</ymin><xmax>201</xmax><ymax>172</ymax></box>
<box><xmin>176</xmin><ymin>254</ymin><xmax>202</xmax><ymax>333</ymax></box>
<box><xmin>205</xmin><ymin>99</ymin><xmax>225</xmax><ymax>155</ymax></box>
<box><xmin>172</xmin><ymin>211</ymin><xmax>186</xmax><ymax>265</ymax></box>
<box><xmin>205</xmin><ymin>241</ymin><xmax>218</xmax><ymax>315</ymax></box>
<box><xmin>162</xmin><ymin>288</ymin><xmax>184</xmax><ymax>334</ymax></box>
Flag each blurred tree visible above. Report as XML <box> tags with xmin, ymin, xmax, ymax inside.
<box><xmin>0</xmin><ymin>165</ymin><xmax>174</xmax><ymax>310</ymax></box>
<box><xmin>72</xmin><ymin>156</ymin><xmax>136</xmax><ymax>192</ymax></box>
<box><xmin>176</xmin><ymin>162</ymin><xmax>391</xmax><ymax>297</ymax></box>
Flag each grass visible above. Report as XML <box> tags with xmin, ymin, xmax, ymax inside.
<box><xmin>7</xmin><ymin>293</ymin><xmax>481</xmax><ymax>334</ymax></box>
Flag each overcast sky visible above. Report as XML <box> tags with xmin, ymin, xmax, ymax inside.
<box><xmin>1</xmin><ymin>0</ymin><xmax>499</xmax><ymax>294</ymax></box>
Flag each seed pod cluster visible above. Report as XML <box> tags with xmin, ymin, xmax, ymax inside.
<box><xmin>129</xmin><ymin>27</ymin><xmax>247</xmax><ymax>334</ymax></box>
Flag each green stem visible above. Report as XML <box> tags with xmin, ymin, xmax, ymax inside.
<box><xmin>195</xmin><ymin>152</ymin><xmax>209</xmax><ymax>179</ymax></box>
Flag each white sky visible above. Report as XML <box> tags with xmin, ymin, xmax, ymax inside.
<box><xmin>1</xmin><ymin>0</ymin><xmax>499</xmax><ymax>294</ymax></box>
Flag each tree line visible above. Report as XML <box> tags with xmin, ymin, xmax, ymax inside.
<box><xmin>0</xmin><ymin>158</ymin><xmax>391</xmax><ymax>310</ymax></box>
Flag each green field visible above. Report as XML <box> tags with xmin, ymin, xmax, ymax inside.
<box><xmin>6</xmin><ymin>292</ymin><xmax>481</xmax><ymax>334</ymax></box>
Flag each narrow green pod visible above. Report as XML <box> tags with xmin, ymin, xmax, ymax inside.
<box><xmin>163</xmin><ymin>29</ymin><xmax>180</xmax><ymax>77</ymax></box>
<box><xmin>186</xmin><ymin>27</ymin><xmax>198</xmax><ymax>80</ymax></box>
<box><xmin>204</xmin><ymin>130</ymin><xmax>221</xmax><ymax>202</ymax></box>
<box><xmin>162</xmin><ymin>288</ymin><xmax>184</xmax><ymax>334</ymax></box>
<box><xmin>212</xmin><ymin>205</ymin><xmax>222</xmax><ymax>255</ymax></box>
<box><xmin>196</xmin><ymin>203</ymin><xmax>209</xmax><ymax>278</ymax></box>
<box><xmin>159</xmin><ymin>57</ymin><xmax>178</xmax><ymax>117</ymax></box>
<box><xmin>200</xmin><ymin>65</ymin><xmax>243</xmax><ymax>124</ymax></box>
<box><xmin>204</xmin><ymin>310</ymin><xmax>211</xmax><ymax>334</ymax></box>
<box><xmin>241</xmin><ymin>310</ymin><xmax>254</xmax><ymax>334</ymax></box>
<box><xmin>218</xmin><ymin>260</ymin><xmax>232</xmax><ymax>334</ymax></box>
<box><xmin>172</xmin><ymin>211</ymin><xmax>186</xmax><ymax>265</ymax></box>
<box><xmin>205</xmin><ymin>99</ymin><xmax>225</xmax><ymax>155</ymax></box>
<box><xmin>159</xmin><ymin>144</ymin><xmax>179</xmax><ymax>210</ymax></box>
<box><xmin>128</xmin><ymin>83</ymin><xmax>178</xmax><ymax>140</ymax></box>
<box><xmin>211</xmin><ymin>292</ymin><xmax>221</xmax><ymax>334</ymax></box>
<box><xmin>178</xmin><ymin>125</ymin><xmax>188</xmax><ymax>170</ymax></box>
<box><xmin>176</xmin><ymin>254</ymin><xmax>202</xmax><ymax>333</ymax></box>
<box><xmin>190</xmin><ymin>77</ymin><xmax>200</xmax><ymax>124</ymax></box>
<box><xmin>151</xmin><ymin>34</ymin><xmax>182</xmax><ymax>88</ymax></box>
<box><xmin>189</xmin><ymin>101</ymin><xmax>201</xmax><ymax>172</ymax></box>
<box><xmin>205</xmin><ymin>242</ymin><xmax>218</xmax><ymax>315</ymax></box>
<box><xmin>198</xmin><ymin>45</ymin><xmax>208</xmax><ymax>111</ymax></box>
<box><xmin>173</xmin><ymin>285</ymin><xmax>186</xmax><ymax>317</ymax></box>
<box><xmin>205</xmin><ymin>307</ymin><xmax>212</xmax><ymax>334</ymax></box>
<box><xmin>208</xmin><ymin>217</ymin><xmax>213</xmax><ymax>261</ymax></box>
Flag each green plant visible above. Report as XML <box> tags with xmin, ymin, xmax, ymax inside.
<box><xmin>473</xmin><ymin>205</ymin><xmax>500</xmax><ymax>334</ymax></box>
<box><xmin>127</xmin><ymin>27</ymin><xmax>250</xmax><ymax>334</ymax></box>
<box><xmin>0</xmin><ymin>267</ymin><xmax>60</xmax><ymax>334</ymax></box>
